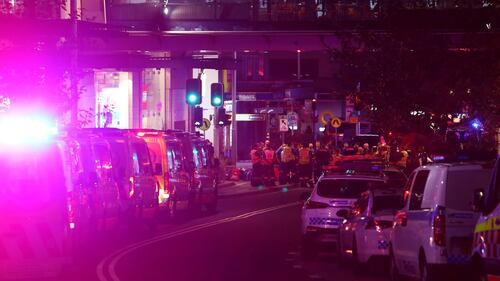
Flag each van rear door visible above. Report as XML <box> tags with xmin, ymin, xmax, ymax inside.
<box><xmin>445</xmin><ymin>167</ymin><xmax>492</xmax><ymax>263</ymax></box>
<box><xmin>0</xmin><ymin>144</ymin><xmax>71</xmax><ymax>279</ymax></box>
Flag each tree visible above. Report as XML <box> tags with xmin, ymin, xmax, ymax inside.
<box><xmin>331</xmin><ymin>30</ymin><xmax>500</xmax><ymax>143</ymax></box>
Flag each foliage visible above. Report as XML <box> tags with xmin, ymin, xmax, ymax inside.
<box><xmin>331</xmin><ymin>30</ymin><xmax>500</xmax><ymax>141</ymax></box>
<box><xmin>0</xmin><ymin>0</ymin><xmax>67</xmax><ymax>19</ymax></box>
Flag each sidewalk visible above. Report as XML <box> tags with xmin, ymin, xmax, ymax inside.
<box><xmin>218</xmin><ymin>180</ymin><xmax>300</xmax><ymax>198</ymax></box>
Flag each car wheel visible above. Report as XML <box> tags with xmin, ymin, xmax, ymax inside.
<box><xmin>300</xmin><ymin>237</ymin><xmax>316</xmax><ymax>261</ymax></box>
<box><xmin>419</xmin><ymin>255</ymin><xmax>437</xmax><ymax>281</ymax></box>
<box><xmin>352</xmin><ymin>238</ymin><xmax>366</xmax><ymax>274</ymax></box>
<box><xmin>167</xmin><ymin>196</ymin><xmax>178</xmax><ymax>220</ymax></box>
<box><xmin>470</xmin><ymin>255</ymin><xmax>487</xmax><ymax>281</ymax></box>
<box><xmin>206</xmin><ymin>180</ymin><xmax>218</xmax><ymax>213</ymax></box>
<box><xmin>389</xmin><ymin>251</ymin><xmax>404</xmax><ymax>281</ymax></box>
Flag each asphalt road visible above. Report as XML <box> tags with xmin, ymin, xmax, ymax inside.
<box><xmin>63</xmin><ymin>183</ymin><xmax>388</xmax><ymax>281</ymax></box>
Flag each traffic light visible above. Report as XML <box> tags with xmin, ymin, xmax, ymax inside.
<box><xmin>216</xmin><ymin>107</ymin><xmax>230</xmax><ymax>126</ymax></box>
<box><xmin>210</xmin><ymin>83</ymin><xmax>223</xmax><ymax>107</ymax></box>
<box><xmin>311</xmin><ymin>99</ymin><xmax>317</xmax><ymax>112</ymax></box>
<box><xmin>193</xmin><ymin>106</ymin><xmax>203</xmax><ymax>127</ymax></box>
<box><xmin>186</xmin><ymin>78</ymin><xmax>202</xmax><ymax>105</ymax></box>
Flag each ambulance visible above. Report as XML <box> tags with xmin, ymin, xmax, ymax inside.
<box><xmin>0</xmin><ymin>115</ymin><xmax>72</xmax><ymax>279</ymax></box>
<box><xmin>472</xmin><ymin>156</ymin><xmax>500</xmax><ymax>281</ymax></box>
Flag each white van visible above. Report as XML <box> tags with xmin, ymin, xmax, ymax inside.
<box><xmin>390</xmin><ymin>163</ymin><xmax>492</xmax><ymax>281</ymax></box>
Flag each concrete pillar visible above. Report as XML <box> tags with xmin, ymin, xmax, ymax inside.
<box><xmin>132</xmin><ymin>69</ymin><xmax>142</xmax><ymax>128</ymax></box>
<box><xmin>170</xmin><ymin>66</ymin><xmax>190</xmax><ymax>131</ymax></box>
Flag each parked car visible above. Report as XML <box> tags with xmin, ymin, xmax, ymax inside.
<box><xmin>60</xmin><ymin>130</ymin><xmax>122</xmax><ymax>232</ymax></box>
<box><xmin>390</xmin><ymin>162</ymin><xmax>493</xmax><ymax>281</ymax></box>
<box><xmin>338</xmin><ymin>188</ymin><xmax>404</xmax><ymax>266</ymax></box>
<box><xmin>301</xmin><ymin>170</ymin><xmax>393</xmax><ymax>260</ymax></box>
<box><xmin>78</xmin><ymin>128</ymin><xmax>160</xmax><ymax>224</ymax></box>
<box><xmin>471</xmin><ymin>156</ymin><xmax>500</xmax><ymax>281</ymax></box>
<box><xmin>0</xmin><ymin>123</ymin><xmax>72</xmax><ymax>279</ymax></box>
<box><xmin>166</xmin><ymin>131</ymin><xmax>218</xmax><ymax>215</ymax></box>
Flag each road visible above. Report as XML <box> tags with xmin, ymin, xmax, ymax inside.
<box><xmin>64</xmin><ymin>183</ymin><xmax>388</xmax><ymax>281</ymax></box>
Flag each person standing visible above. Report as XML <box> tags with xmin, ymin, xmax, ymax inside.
<box><xmin>298</xmin><ymin>143</ymin><xmax>312</xmax><ymax>187</ymax></box>
<box><xmin>250</xmin><ymin>143</ymin><xmax>264</xmax><ymax>186</ymax></box>
<box><xmin>280</xmin><ymin>142</ymin><xmax>296</xmax><ymax>184</ymax></box>
<box><xmin>263</xmin><ymin>142</ymin><xmax>276</xmax><ymax>186</ymax></box>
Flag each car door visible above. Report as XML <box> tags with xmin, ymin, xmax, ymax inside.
<box><xmin>394</xmin><ymin>169</ymin><xmax>430</xmax><ymax>277</ymax></box>
<box><xmin>166</xmin><ymin>141</ymin><xmax>190</xmax><ymax>205</ymax></box>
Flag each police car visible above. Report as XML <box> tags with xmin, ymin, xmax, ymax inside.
<box><xmin>390</xmin><ymin>162</ymin><xmax>493</xmax><ymax>281</ymax></box>
<box><xmin>301</xmin><ymin>171</ymin><xmax>391</xmax><ymax>259</ymax></box>
<box><xmin>0</xmin><ymin>115</ymin><xmax>72</xmax><ymax>279</ymax></box>
<box><xmin>338</xmin><ymin>188</ymin><xmax>404</xmax><ymax>266</ymax></box>
<box><xmin>471</xmin><ymin>156</ymin><xmax>500</xmax><ymax>281</ymax></box>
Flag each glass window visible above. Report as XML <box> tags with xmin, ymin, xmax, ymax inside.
<box><xmin>167</xmin><ymin>143</ymin><xmax>184</xmax><ymax>177</ymax></box>
<box><xmin>446</xmin><ymin>169</ymin><xmax>492</xmax><ymax>211</ymax></box>
<box><xmin>93</xmin><ymin>143</ymin><xmax>113</xmax><ymax>180</ymax></box>
<box><xmin>373</xmin><ymin>195</ymin><xmax>404</xmax><ymax>213</ymax></box>
<box><xmin>409</xmin><ymin>170</ymin><xmax>430</xmax><ymax>210</ymax></box>
<box><xmin>109</xmin><ymin>141</ymin><xmax>128</xmax><ymax>180</ymax></box>
<box><xmin>131</xmin><ymin>142</ymin><xmax>152</xmax><ymax>176</ymax></box>
<box><xmin>316</xmin><ymin>179</ymin><xmax>388</xmax><ymax>199</ymax></box>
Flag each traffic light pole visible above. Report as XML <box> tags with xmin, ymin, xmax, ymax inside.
<box><xmin>231</xmin><ymin>51</ymin><xmax>238</xmax><ymax>165</ymax></box>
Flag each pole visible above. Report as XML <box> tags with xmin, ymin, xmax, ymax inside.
<box><xmin>70</xmin><ymin>0</ymin><xmax>78</xmax><ymax>125</ymax></box>
<box><xmin>297</xmin><ymin>50</ymin><xmax>301</xmax><ymax>80</ymax></box>
<box><xmin>335</xmin><ymin>127</ymin><xmax>338</xmax><ymax>149</ymax></box>
<box><xmin>231</xmin><ymin>52</ymin><xmax>238</xmax><ymax>165</ymax></box>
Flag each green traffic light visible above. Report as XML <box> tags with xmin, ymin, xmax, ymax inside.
<box><xmin>187</xmin><ymin>93</ymin><xmax>198</xmax><ymax>104</ymax></box>
<box><xmin>212</xmin><ymin>96</ymin><xmax>222</xmax><ymax>106</ymax></box>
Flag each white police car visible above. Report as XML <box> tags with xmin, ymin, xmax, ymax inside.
<box><xmin>301</xmin><ymin>171</ymin><xmax>391</xmax><ymax>259</ymax></box>
<box><xmin>390</xmin><ymin>163</ymin><xmax>493</xmax><ymax>281</ymax></box>
<box><xmin>338</xmin><ymin>188</ymin><xmax>404</xmax><ymax>266</ymax></box>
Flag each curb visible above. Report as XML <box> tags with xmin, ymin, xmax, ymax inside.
<box><xmin>219</xmin><ymin>183</ymin><xmax>300</xmax><ymax>199</ymax></box>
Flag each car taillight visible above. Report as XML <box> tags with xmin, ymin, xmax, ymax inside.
<box><xmin>433</xmin><ymin>206</ymin><xmax>446</xmax><ymax>247</ymax></box>
<box><xmin>305</xmin><ymin>200</ymin><xmax>329</xmax><ymax>209</ymax></box>
<box><xmin>365</xmin><ymin>218</ymin><xmax>393</xmax><ymax>231</ymax></box>
<box><xmin>129</xmin><ymin>176</ymin><xmax>135</xmax><ymax>197</ymax></box>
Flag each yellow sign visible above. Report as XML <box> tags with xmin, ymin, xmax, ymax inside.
<box><xmin>331</xmin><ymin>117</ymin><xmax>342</xmax><ymax>128</ymax></box>
<box><xmin>200</xmin><ymin>118</ymin><xmax>211</xmax><ymax>131</ymax></box>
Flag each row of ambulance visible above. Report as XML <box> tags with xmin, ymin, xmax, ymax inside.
<box><xmin>0</xmin><ymin>115</ymin><xmax>219</xmax><ymax>279</ymax></box>
<box><xmin>301</xmin><ymin>156</ymin><xmax>500</xmax><ymax>281</ymax></box>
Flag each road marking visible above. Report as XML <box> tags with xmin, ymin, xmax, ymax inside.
<box><xmin>232</xmin><ymin>181</ymin><xmax>249</xmax><ymax>188</ymax></box>
<box><xmin>96</xmin><ymin>201</ymin><xmax>301</xmax><ymax>281</ymax></box>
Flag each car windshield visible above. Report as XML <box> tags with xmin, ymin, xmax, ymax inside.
<box><xmin>373</xmin><ymin>195</ymin><xmax>404</xmax><ymax>213</ymax></box>
<box><xmin>317</xmin><ymin>179</ymin><xmax>388</xmax><ymax>199</ymax></box>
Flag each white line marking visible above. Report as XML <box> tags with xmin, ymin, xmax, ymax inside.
<box><xmin>96</xmin><ymin>201</ymin><xmax>301</xmax><ymax>281</ymax></box>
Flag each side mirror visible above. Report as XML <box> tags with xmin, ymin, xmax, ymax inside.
<box><xmin>473</xmin><ymin>188</ymin><xmax>485</xmax><ymax>212</ymax></box>
<box><xmin>300</xmin><ymin>191</ymin><xmax>311</xmax><ymax>201</ymax></box>
<box><xmin>336</xmin><ymin>209</ymin><xmax>350</xmax><ymax>219</ymax></box>
<box><xmin>154</xmin><ymin>163</ymin><xmax>163</xmax><ymax>176</ymax></box>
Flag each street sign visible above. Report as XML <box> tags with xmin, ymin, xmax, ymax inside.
<box><xmin>279</xmin><ymin>118</ymin><xmax>288</xmax><ymax>132</ymax></box>
<box><xmin>235</xmin><ymin>114</ymin><xmax>265</xmax><ymax>121</ymax></box>
<box><xmin>287</xmin><ymin>112</ymin><xmax>298</xmax><ymax>130</ymax></box>
<box><xmin>199</xmin><ymin>118</ymin><xmax>211</xmax><ymax>131</ymax></box>
<box><xmin>331</xmin><ymin>117</ymin><xmax>342</xmax><ymax>128</ymax></box>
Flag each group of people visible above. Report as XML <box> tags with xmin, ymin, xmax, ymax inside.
<box><xmin>249</xmin><ymin>138</ymin><xmax>431</xmax><ymax>186</ymax></box>
<box><xmin>249</xmin><ymin>140</ymin><xmax>332</xmax><ymax>186</ymax></box>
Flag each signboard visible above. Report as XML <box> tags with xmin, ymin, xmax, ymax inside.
<box><xmin>331</xmin><ymin>117</ymin><xmax>342</xmax><ymax>128</ymax></box>
<box><xmin>199</xmin><ymin>118</ymin><xmax>211</xmax><ymax>131</ymax></box>
<box><xmin>279</xmin><ymin>118</ymin><xmax>289</xmax><ymax>132</ymax></box>
<box><xmin>235</xmin><ymin>114</ymin><xmax>265</xmax><ymax>121</ymax></box>
<box><xmin>287</xmin><ymin>112</ymin><xmax>298</xmax><ymax>130</ymax></box>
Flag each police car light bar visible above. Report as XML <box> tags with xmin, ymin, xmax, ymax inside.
<box><xmin>0</xmin><ymin>116</ymin><xmax>58</xmax><ymax>145</ymax></box>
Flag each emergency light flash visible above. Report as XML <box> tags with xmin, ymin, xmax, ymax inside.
<box><xmin>0</xmin><ymin>116</ymin><xmax>58</xmax><ymax>145</ymax></box>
